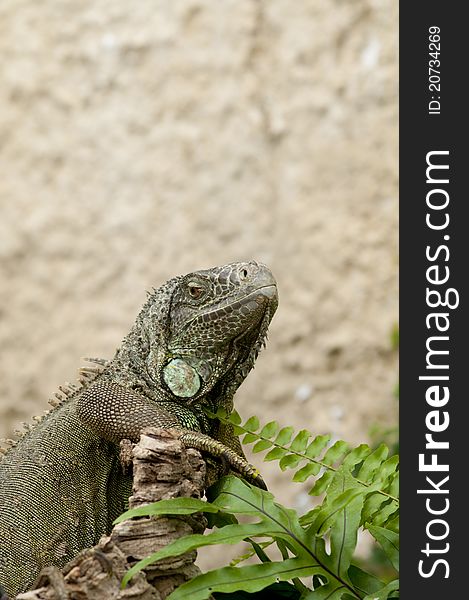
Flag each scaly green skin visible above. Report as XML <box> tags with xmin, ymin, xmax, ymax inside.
<box><xmin>0</xmin><ymin>261</ymin><xmax>278</xmax><ymax>597</ymax></box>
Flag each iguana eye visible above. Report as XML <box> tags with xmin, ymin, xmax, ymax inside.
<box><xmin>188</xmin><ymin>283</ymin><xmax>205</xmax><ymax>299</ymax></box>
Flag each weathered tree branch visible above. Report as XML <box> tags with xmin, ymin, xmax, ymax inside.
<box><xmin>16</xmin><ymin>428</ymin><xmax>208</xmax><ymax>600</ymax></box>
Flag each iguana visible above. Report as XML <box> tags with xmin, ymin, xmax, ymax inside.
<box><xmin>0</xmin><ymin>261</ymin><xmax>278</xmax><ymax>597</ymax></box>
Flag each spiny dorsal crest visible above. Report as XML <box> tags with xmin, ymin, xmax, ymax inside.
<box><xmin>0</xmin><ymin>357</ymin><xmax>109</xmax><ymax>462</ymax></box>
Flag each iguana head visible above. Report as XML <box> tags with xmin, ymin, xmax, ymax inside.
<box><xmin>125</xmin><ymin>261</ymin><xmax>278</xmax><ymax>403</ymax></box>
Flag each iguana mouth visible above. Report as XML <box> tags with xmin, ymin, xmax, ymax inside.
<box><xmin>256</xmin><ymin>284</ymin><xmax>277</xmax><ymax>299</ymax></box>
<box><xmin>200</xmin><ymin>284</ymin><xmax>277</xmax><ymax>322</ymax></box>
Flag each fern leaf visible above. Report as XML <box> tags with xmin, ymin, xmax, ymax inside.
<box><xmin>386</xmin><ymin>512</ymin><xmax>400</xmax><ymax>534</ymax></box>
<box><xmin>229</xmin><ymin>540</ymin><xmax>274</xmax><ymax>566</ymax></box>
<box><xmin>389</xmin><ymin>470</ymin><xmax>399</xmax><ymax>498</ymax></box>
<box><xmin>341</xmin><ymin>444</ymin><xmax>372</xmax><ymax>469</ymax></box>
<box><xmin>347</xmin><ymin>564</ymin><xmax>385</xmax><ymax>597</ymax></box>
<box><xmin>244</xmin><ymin>415</ymin><xmax>260</xmax><ymax>432</ymax></box>
<box><xmin>113</xmin><ymin>497</ymin><xmax>215</xmax><ymax>523</ymax></box>
<box><xmin>322</xmin><ymin>440</ymin><xmax>349</xmax><ymax>466</ymax></box>
<box><xmin>280</xmin><ymin>453</ymin><xmax>302</xmax><ymax>470</ymax></box>
<box><xmin>362</xmin><ymin>492</ymin><xmax>388</xmax><ymax>526</ymax></box>
<box><xmin>299</xmin><ymin>506</ymin><xmax>321</xmax><ymax>527</ymax></box>
<box><xmin>275</xmin><ymin>426</ymin><xmax>295</xmax><ymax>446</ymax></box>
<box><xmin>370</xmin><ymin>455</ymin><xmax>399</xmax><ymax>487</ymax></box>
<box><xmin>309</xmin><ymin>470</ymin><xmax>334</xmax><ymax>495</ymax></box>
<box><xmin>120</xmin><ymin>476</ymin><xmax>374</xmax><ymax>599</ymax></box>
<box><xmin>305</xmin><ymin>434</ymin><xmax>331</xmax><ymax>458</ymax></box>
<box><xmin>166</xmin><ymin>558</ymin><xmax>319</xmax><ymax>600</ymax></box>
<box><xmin>212</xmin><ymin>410</ymin><xmax>399</xmax><ymax>534</ymax></box>
<box><xmin>329</xmin><ymin>495</ymin><xmax>363</xmax><ymax>580</ymax></box>
<box><xmin>370</xmin><ymin>500</ymin><xmax>399</xmax><ymax>528</ymax></box>
<box><xmin>243</xmin><ymin>432</ymin><xmax>259</xmax><ymax>444</ymax></box>
<box><xmin>290</xmin><ymin>430</ymin><xmax>311</xmax><ymax>452</ymax></box>
<box><xmin>260</xmin><ymin>421</ymin><xmax>280</xmax><ymax>439</ymax></box>
<box><xmin>293</xmin><ymin>462</ymin><xmax>321</xmax><ymax>482</ymax></box>
<box><xmin>357</xmin><ymin>444</ymin><xmax>388</xmax><ymax>482</ymax></box>
<box><xmin>363</xmin><ymin>578</ymin><xmax>399</xmax><ymax>600</ymax></box>
<box><xmin>368</xmin><ymin>525</ymin><xmax>399</xmax><ymax>571</ymax></box>
<box><xmin>301</xmin><ymin>581</ymin><xmax>349</xmax><ymax>598</ymax></box>
<box><xmin>264</xmin><ymin>446</ymin><xmax>289</xmax><ymax>461</ymax></box>
<box><xmin>230</xmin><ymin>410</ymin><xmax>242</xmax><ymax>425</ymax></box>
<box><xmin>245</xmin><ymin>538</ymin><xmax>272</xmax><ymax>563</ymax></box>
<box><xmin>252</xmin><ymin>439</ymin><xmax>273</xmax><ymax>453</ymax></box>
<box><xmin>309</xmin><ymin>490</ymin><xmax>362</xmax><ymax>537</ymax></box>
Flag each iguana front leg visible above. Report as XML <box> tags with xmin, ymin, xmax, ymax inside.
<box><xmin>76</xmin><ymin>381</ymin><xmax>266</xmax><ymax>489</ymax></box>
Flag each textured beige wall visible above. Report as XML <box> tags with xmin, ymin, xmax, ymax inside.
<box><xmin>0</xmin><ymin>0</ymin><xmax>398</xmax><ymax>514</ymax></box>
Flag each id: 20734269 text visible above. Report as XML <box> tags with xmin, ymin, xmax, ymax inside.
<box><xmin>428</xmin><ymin>26</ymin><xmax>441</xmax><ymax>115</ymax></box>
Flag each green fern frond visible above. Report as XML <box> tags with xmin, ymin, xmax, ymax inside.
<box><xmin>117</xmin><ymin>409</ymin><xmax>400</xmax><ymax>599</ymax></box>
<box><xmin>211</xmin><ymin>408</ymin><xmax>399</xmax><ymax>535</ymax></box>
<box><xmin>118</xmin><ymin>475</ymin><xmax>399</xmax><ymax>599</ymax></box>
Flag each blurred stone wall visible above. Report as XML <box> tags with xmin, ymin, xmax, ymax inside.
<box><xmin>0</xmin><ymin>0</ymin><xmax>398</xmax><ymax>506</ymax></box>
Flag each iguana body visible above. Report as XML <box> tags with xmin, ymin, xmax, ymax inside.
<box><xmin>0</xmin><ymin>261</ymin><xmax>278</xmax><ymax>597</ymax></box>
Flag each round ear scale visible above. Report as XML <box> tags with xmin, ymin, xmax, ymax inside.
<box><xmin>163</xmin><ymin>358</ymin><xmax>201</xmax><ymax>398</ymax></box>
